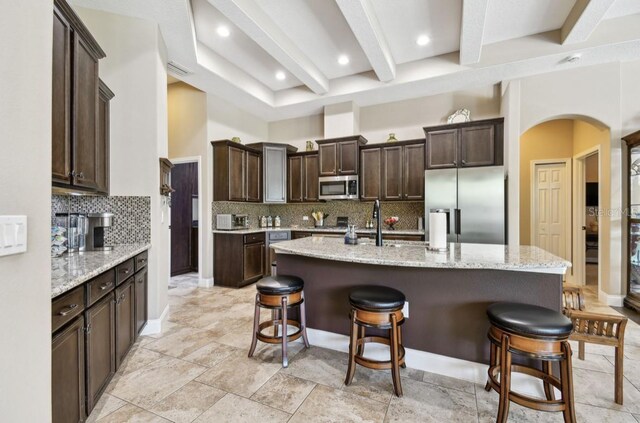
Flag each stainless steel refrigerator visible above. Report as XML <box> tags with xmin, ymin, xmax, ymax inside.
<box><xmin>424</xmin><ymin>166</ymin><xmax>507</xmax><ymax>244</ymax></box>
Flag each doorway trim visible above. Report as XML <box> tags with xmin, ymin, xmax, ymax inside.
<box><xmin>573</xmin><ymin>146</ymin><xmax>602</xmax><ymax>293</ymax></box>
<box><xmin>530</xmin><ymin>158</ymin><xmax>573</xmax><ymax>281</ymax></box>
<box><xmin>170</xmin><ymin>156</ymin><xmax>204</xmax><ymax>287</ymax></box>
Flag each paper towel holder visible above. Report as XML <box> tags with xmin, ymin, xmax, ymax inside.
<box><xmin>427</xmin><ymin>209</ymin><xmax>450</xmax><ymax>252</ymax></box>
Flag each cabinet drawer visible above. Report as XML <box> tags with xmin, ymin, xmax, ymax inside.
<box><xmin>52</xmin><ymin>286</ymin><xmax>85</xmax><ymax>333</ymax></box>
<box><xmin>244</xmin><ymin>233</ymin><xmax>265</xmax><ymax>244</ymax></box>
<box><xmin>134</xmin><ymin>251</ymin><xmax>148</xmax><ymax>272</ymax></box>
<box><xmin>116</xmin><ymin>259</ymin><xmax>135</xmax><ymax>286</ymax></box>
<box><xmin>86</xmin><ymin>269</ymin><xmax>116</xmax><ymax>307</ymax></box>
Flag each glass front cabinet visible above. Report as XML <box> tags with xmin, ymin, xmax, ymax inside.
<box><xmin>624</xmin><ymin>130</ymin><xmax>640</xmax><ymax>311</ymax></box>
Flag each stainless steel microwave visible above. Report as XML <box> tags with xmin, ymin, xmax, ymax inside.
<box><xmin>318</xmin><ymin>175</ymin><xmax>359</xmax><ymax>200</ymax></box>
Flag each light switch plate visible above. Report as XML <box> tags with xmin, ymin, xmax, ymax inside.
<box><xmin>403</xmin><ymin>301</ymin><xmax>409</xmax><ymax>318</ymax></box>
<box><xmin>0</xmin><ymin>215</ymin><xmax>27</xmax><ymax>257</ymax></box>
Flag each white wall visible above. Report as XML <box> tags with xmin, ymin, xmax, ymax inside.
<box><xmin>0</xmin><ymin>0</ymin><xmax>52</xmax><ymax>420</ymax></box>
<box><xmin>77</xmin><ymin>8</ymin><xmax>170</xmax><ymax>320</ymax></box>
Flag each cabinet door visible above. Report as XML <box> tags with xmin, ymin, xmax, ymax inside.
<box><xmin>228</xmin><ymin>147</ymin><xmax>245</xmax><ymax>201</ymax></box>
<box><xmin>403</xmin><ymin>143</ymin><xmax>425</xmax><ymax>200</ymax></box>
<box><xmin>319</xmin><ymin>143</ymin><xmax>338</xmax><ymax>176</ymax></box>
<box><xmin>52</xmin><ymin>316</ymin><xmax>85</xmax><ymax>423</ymax></box>
<box><xmin>52</xmin><ymin>7</ymin><xmax>72</xmax><ymax>186</ymax></box>
<box><xmin>304</xmin><ymin>154</ymin><xmax>319</xmax><ymax>202</ymax></box>
<box><xmin>85</xmin><ymin>294</ymin><xmax>115</xmax><ymax>415</ymax></box>
<box><xmin>72</xmin><ymin>35</ymin><xmax>100</xmax><ymax>190</ymax></box>
<box><xmin>460</xmin><ymin>125</ymin><xmax>495</xmax><ymax>167</ymax></box>
<box><xmin>246</xmin><ymin>150</ymin><xmax>261</xmax><ymax>202</ymax></box>
<box><xmin>338</xmin><ymin>140</ymin><xmax>359</xmax><ymax>175</ymax></box>
<box><xmin>264</xmin><ymin>146</ymin><xmax>287</xmax><ymax>203</ymax></box>
<box><xmin>382</xmin><ymin>146</ymin><xmax>403</xmax><ymax>200</ymax></box>
<box><xmin>135</xmin><ymin>267</ymin><xmax>148</xmax><ymax>336</ymax></box>
<box><xmin>243</xmin><ymin>242</ymin><xmax>264</xmax><ymax>282</ymax></box>
<box><xmin>115</xmin><ymin>280</ymin><xmax>135</xmax><ymax>369</ymax></box>
<box><xmin>426</xmin><ymin>129</ymin><xmax>458</xmax><ymax>169</ymax></box>
<box><xmin>95</xmin><ymin>81</ymin><xmax>111</xmax><ymax>194</ymax></box>
<box><xmin>360</xmin><ymin>148</ymin><xmax>381</xmax><ymax>201</ymax></box>
<box><xmin>288</xmin><ymin>156</ymin><xmax>303</xmax><ymax>203</ymax></box>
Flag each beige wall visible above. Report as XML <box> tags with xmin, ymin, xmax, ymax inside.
<box><xmin>0</xmin><ymin>0</ymin><xmax>52</xmax><ymax>420</ymax></box>
<box><xmin>585</xmin><ymin>154</ymin><xmax>599</xmax><ymax>182</ymax></box>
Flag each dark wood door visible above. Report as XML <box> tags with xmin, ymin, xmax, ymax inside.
<box><xmin>338</xmin><ymin>140</ymin><xmax>359</xmax><ymax>175</ymax></box>
<box><xmin>85</xmin><ymin>294</ymin><xmax>115</xmax><ymax>415</ymax></box>
<box><xmin>404</xmin><ymin>143</ymin><xmax>425</xmax><ymax>200</ymax></box>
<box><xmin>426</xmin><ymin>129</ymin><xmax>458</xmax><ymax>169</ymax></box>
<box><xmin>246</xmin><ymin>150</ymin><xmax>261</xmax><ymax>202</ymax></box>
<box><xmin>288</xmin><ymin>156</ymin><xmax>303</xmax><ymax>203</ymax></box>
<box><xmin>360</xmin><ymin>148</ymin><xmax>381</xmax><ymax>201</ymax></box>
<box><xmin>52</xmin><ymin>7</ymin><xmax>72</xmax><ymax>186</ymax></box>
<box><xmin>460</xmin><ymin>125</ymin><xmax>495</xmax><ymax>167</ymax></box>
<box><xmin>135</xmin><ymin>267</ymin><xmax>148</xmax><ymax>336</ymax></box>
<box><xmin>243</xmin><ymin>242</ymin><xmax>264</xmax><ymax>282</ymax></box>
<box><xmin>171</xmin><ymin>162</ymin><xmax>198</xmax><ymax>276</ymax></box>
<box><xmin>72</xmin><ymin>35</ymin><xmax>100</xmax><ymax>190</ymax></box>
<box><xmin>95</xmin><ymin>81</ymin><xmax>112</xmax><ymax>194</ymax></box>
<box><xmin>228</xmin><ymin>147</ymin><xmax>245</xmax><ymax>201</ymax></box>
<box><xmin>304</xmin><ymin>154</ymin><xmax>319</xmax><ymax>202</ymax></box>
<box><xmin>115</xmin><ymin>280</ymin><xmax>135</xmax><ymax>369</ymax></box>
<box><xmin>319</xmin><ymin>143</ymin><xmax>338</xmax><ymax>176</ymax></box>
<box><xmin>382</xmin><ymin>146</ymin><xmax>403</xmax><ymax>200</ymax></box>
<box><xmin>52</xmin><ymin>316</ymin><xmax>85</xmax><ymax>423</ymax></box>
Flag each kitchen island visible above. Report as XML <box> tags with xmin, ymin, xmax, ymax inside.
<box><xmin>271</xmin><ymin>237</ymin><xmax>570</xmax><ymax>374</ymax></box>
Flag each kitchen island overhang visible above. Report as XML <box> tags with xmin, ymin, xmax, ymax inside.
<box><xmin>271</xmin><ymin>237</ymin><xmax>571</xmax><ymax>375</ymax></box>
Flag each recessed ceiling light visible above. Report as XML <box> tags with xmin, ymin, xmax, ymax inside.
<box><xmin>275</xmin><ymin>71</ymin><xmax>286</xmax><ymax>81</ymax></box>
<box><xmin>338</xmin><ymin>55</ymin><xmax>350</xmax><ymax>65</ymax></box>
<box><xmin>217</xmin><ymin>25</ymin><xmax>230</xmax><ymax>38</ymax></box>
<box><xmin>566</xmin><ymin>53</ymin><xmax>582</xmax><ymax>63</ymax></box>
<box><xmin>416</xmin><ymin>35</ymin><xmax>431</xmax><ymax>46</ymax></box>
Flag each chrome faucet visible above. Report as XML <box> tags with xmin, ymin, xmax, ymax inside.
<box><xmin>372</xmin><ymin>199</ymin><xmax>383</xmax><ymax>247</ymax></box>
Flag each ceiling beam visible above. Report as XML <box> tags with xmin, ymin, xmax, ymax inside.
<box><xmin>207</xmin><ymin>0</ymin><xmax>329</xmax><ymax>94</ymax></box>
<box><xmin>459</xmin><ymin>0</ymin><xmax>489</xmax><ymax>65</ymax></box>
<box><xmin>335</xmin><ymin>0</ymin><xmax>395</xmax><ymax>82</ymax></box>
<box><xmin>561</xmin><ymin>0</ymin><xmax>615</xmax><ymax>45</ymax></box>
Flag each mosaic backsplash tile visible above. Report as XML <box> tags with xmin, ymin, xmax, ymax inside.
<box><xmin>212</xmin><ymin>201</ymin><xmax>424</xmax><ymax>230</ymax></box>
<box><xmin>52</xmin><ymin>195</ymin><xmax>151</xmax><ymax>244</ymax></box>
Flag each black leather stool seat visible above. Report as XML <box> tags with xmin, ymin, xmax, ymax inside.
<box><xmin>349</xmin><ymin>286</ymin><xmax>406</xmax><ymax>312</ymax></box>
<box><xmin>487</xmin><ymin>302</ymin><xmax>573</xmax><ymax>338</ymax></box>
<box><xmin>256</xmin><ymin>275</ymin><xmax>303</xmax><ymax>295</ymax></box>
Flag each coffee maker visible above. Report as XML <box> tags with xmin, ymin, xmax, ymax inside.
<box><xmin>86</xmin><ymin>213</ymin><xmax>114</xmax><ymax>251</ymax></box>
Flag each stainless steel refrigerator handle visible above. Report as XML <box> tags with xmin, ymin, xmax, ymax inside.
<box><xmin>455</xmin><ymin>209</ymin><xmax>461</xmax><ymax>235</ymax></box>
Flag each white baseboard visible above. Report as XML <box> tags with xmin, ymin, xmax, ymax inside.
<box><xmin>598</xmin><ymin>290</ymin><xmax>625</xmax><ymax>307</ymax></box>
<box><xmin>141</xmin><ymin>304</ymin><xmax>169</xmax><ymax>336</ymax></box>
<box><xmin>199</xmin><ymin>277</ymin><xmax>213</xmax><ymax>288</ymax></box>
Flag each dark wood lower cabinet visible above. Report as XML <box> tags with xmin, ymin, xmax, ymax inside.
<box><xmin>85</xmin><ymin>294</ymin><xmax>115</xmax><ymax>414</ymax></box>
<box><xmin>243</xmin><ymin>242</ymin><xmax>264</xmax><ymax>281</ymax></box>
<box><xmin>135</xmin><ymin>266</ymin><xmax>148</xmax><ymax>337</ymax></box>
<box><xmin>52</xmin><ymin>316</ymin><xmax>85</xmax><ymax>423</ymax></box>
<box><xmin>115</xmin><ymin>279</ymin><xmax>135</xmax><ymax>369</ymax></box>
<box><xmin>214</xmin><ymin>233</ymin><xmax>265</xmax><ymax>287</ymax></box>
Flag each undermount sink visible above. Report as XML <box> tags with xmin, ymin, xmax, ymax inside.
<box><xmin>358</xmin><ymin>241</ymin><xmax>402</xmax><ymax>248</ymax></box>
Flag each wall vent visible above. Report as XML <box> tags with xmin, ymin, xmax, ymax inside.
<box><xmin>167</xmin><ymin>61</ymin><xmax>192</xmax><ymax>77</ymax></box>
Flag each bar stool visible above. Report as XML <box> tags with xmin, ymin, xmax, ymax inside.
<box><xmin>484</xmin><ymin>302</ymin><xmax>576</xmax><ymax>423</ymax></box>
<box><xmin>248</xmin><ymin>275</ymin><xmax>310</xmax><ymax>367</ymax></box>
<box><xmin>345</xmin><ymin>285</ymin><xmax>406</xmax><ymax>397</ymax></box>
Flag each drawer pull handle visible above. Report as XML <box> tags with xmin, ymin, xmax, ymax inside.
<box><xmin>139</xmin><ymin>259</ymin><xmax>147</xmax><ymax>263</ymax></box>
<box><xmin>100</xmin><ymin>282</ymin><xmax>113</xmax><ymax>290</ymax></box>
<box><xmin>123</xmin><ymin>269</ymin><xmax>130</xmax><ymax>274</ymax></box>
<box><xmin>58</xmin><ymin>303</ymin><xmax>78</xmax><ymax>316</ymax></box>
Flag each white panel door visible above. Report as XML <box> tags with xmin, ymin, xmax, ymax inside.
<box><xmin>533</xmin><ymin>163</ymin><xmax>568</xmax><ymax>259</ymax></box>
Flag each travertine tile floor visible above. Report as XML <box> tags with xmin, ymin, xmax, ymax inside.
<box><xmin>89</xmin><ymin>282</ymin><xmax>640</xmax><ymax>422</ymax></box>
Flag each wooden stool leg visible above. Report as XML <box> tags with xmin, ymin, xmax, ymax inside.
<box><xmin>281</xmin><ymin>296</ymin><xmax>289</xmax><ymax>367</ymax></box>
<box><xmin>345</xmin><ymin>311</ymin><xmax>358</xmax><ymax>386</ymax></box>
<box><xmin>496</xmin><ymin>333</ymin><xmax>512</xmax><ymax>423</ymax></box>
<box><xmin>299</xmin><ymin>294</ymin><xmax>310</xmax><ymax>349</ymax></box>
<box><xmin>356</xmin><ymin>325</ymin><xmax>365</xmax><ymax>356</ymax></box>
<box><xmin>578</xmin><ymin>341</ymin><xmax>585</xmax><ymax>361</ymax></box>
<box><xmin>485</xmin><ymin>341</ymin><xmax>497</xmax><ymax>392</ymax></box>
<box><xmin>560</xmin><ymin>341</ymin><xmax>577</xmax><ymax>423</ymax></box>
<box><xmin>248</xmin><ymin>293</ymin><xmax>261</xmax><ymax>358</ymax></box>
<box><xmin>398</xmin><ymin>325</ymin><xmax>406</xmax><ymax>369</ymax></box>
<box><xmin>390</xmin><ymin>313</ymin><xmax>403</xmax><ymax>397</ymax></box>
<box><xmin>542</xmin><ymin>361</ymin><xmax>556</xmax><ymax>401</ymax></box>
<box><xmin>615</xmin><ymin>345</ymin><xmax>624</xmax><ymax>405</ymax></box>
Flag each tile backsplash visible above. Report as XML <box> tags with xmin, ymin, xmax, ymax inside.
<box><xmin>52</xmin><ymin>195</ymin><xmax>151</xmax><ymax>244</ymax></box>
<box><xmin>212</xmin><ymin>201</ymin><xmax>424</xmax><ymax>230</ymax></box>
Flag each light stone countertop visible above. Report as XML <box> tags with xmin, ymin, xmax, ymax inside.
<box><xmin>52</xmin><ymin>243</ymin><xmax>151</xmax><ymax>298</ymax></box>
<box><xmin>212</xmin><ymin>226</ymin><xmax>425</xmax><ymax>236</ymax></box>
<box><xmin>270</xmin><ymin>237</ymin><xmax>571</xmax><ymax>274</ymax></box>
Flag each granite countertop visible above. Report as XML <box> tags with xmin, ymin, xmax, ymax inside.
<box><xmin>270</xmin><ymin>237</ymin><xmax>571</xmax><ymax>273</ymax></box>
<box><xmin>52</xmin><ymin>243</ymin><xmax>151</xmax><ymax>298</ymax></box>
<box><xmin>212</xmin><ymin>226</ymin><xmax>425</xmax><ymax>236</ymax></box>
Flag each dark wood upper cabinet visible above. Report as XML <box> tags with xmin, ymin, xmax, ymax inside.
<box><xmin>287</xmin><ymin>152</ymin><xmax>318</xmax><ymax>203</ymax></box>
<box><xmin>52</xmin><ymin>316</ymin><xmax>85</xmax><ymax>423</ymax></box>
<box><xmin>228</xmin><ymin>146</ymin><xmax>245</xmax><ymax>201</ymax></box>
<box><xmin>96</xmin><ymin>80</ymin><xmax>114</xmax><ymax>194</ymax></box>
<box><xmin>304</xmin><ymin>154</ymin><xmax>319</xmax><ymax>202</ymax></box>
<box><xmin>317</xmin><ymin>135</ymin><xmax>368</xmax><ymax>176</ymax></box>
<box><xmin>52</xmin><ymin>0</ymin><xmax>107</xmax><ymax>194</ymax></box>
<box><xmin>246</xmin><ymin>150</ymin><xmax>262</xmax><ymax>202</ymax></box>
<box><xmin>403</xmin><ymin>142</ymin><xmax>425</xmax><ymax>200</ymax></box>
<box><xmin>288</xmin><ymin>155</ymin><xmax>303</xmax><ymax>203</ymax></box>
<box><xmin>424</xmin><ymin>118</ymin><xmax>504</xmax><ymax>169</ymax></box>
<box><xmin>115</xmin><ymin>279</ymin><xmax>135</xmax><ymax>369</ymax></box>
<box><xmin>134</xmin><ymin>266</ymin><xmax>148</xmax><ymax>337</ymax></box>
<box><xmin>212</xmin><ymin>140</ymin><xmax>263</xmax><ymax>202</ymax></box>
<box><xmin>360</xmin><ymin>148</ymin><xmax>381</xmax><ymax>201</ymax></box>
<box><xmin>382</xmin><ymin>146</ymin><xmax>403</xmax><ymax>200</ymax></box>
<box><xmin>85</xmin><ymin>294</ymin><xmax>115</xmax><ymax>415</ymax></box>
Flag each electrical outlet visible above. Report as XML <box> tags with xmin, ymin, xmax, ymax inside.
<box><xmin>402</xmin><ymin>301</ymin><xmax>409</xmax><ymax>318</ymax></box>
<box><xmin>302</xmin><ymin>216</ymin><xmax>309</xmax><ymax>221</ymax></box>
